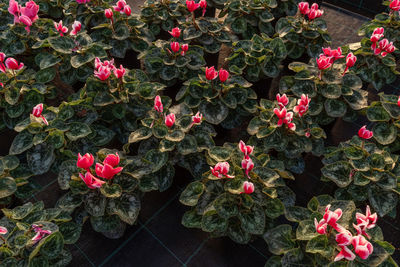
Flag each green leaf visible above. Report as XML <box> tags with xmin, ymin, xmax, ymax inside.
<box><xmin>57</xmin><ymin>160</ymin><xmax>76</xmax><ymax>190</ymax></box>
<box><xmin>84</xmin><ymin>190</ymin><xmax>106</xmax><ymax>217</ymax></box>
<box><xmin>100</xmin><ymin>183</ymin><xmax>122</xmax><ymax>198</ymax></box>
<box><xmin>179</xmin><ymin>181</ymin><xmax>205</xmax><ymax>206</ymax></box>
<box><xmin>214</xmin><ymin>193</ymin><xmax>238</xmax><ymax>219</ymax></box>
<box><xmin>231</xmin><ymin>17</ymin><xmax>247</xmax><ymax>34</ymax></box>
<box><xmin>31</xmin><ymin>231</ymin><xmax>64</xmax><ymax>260</ymax></box>
<box><xmin>201</xmin><ymin>210</ymin><xmax>227</xmax><ymax>232</ymax></box>
<box><xmin>27</xmin><ymin>143</ymin><xmax>55</xmax><ymax>175</ymax></box>
<box><xmin>208</xmin><ymin>146</ymin><xmax>232</xmax><ymax>162</ymax></box>
<box><xmin>129</xmin><ymin>127</ymin><xmax>152</xmax><ymax>143</ymax></box>
<box><xmin>9</xmin><ymin>131</ymin><xmax>33</xmax><ymax>155</ymax></box>
<box><xmin>296</xmin><ymin>219</ymin><xmax>319</xmax><ymax>240</ymax></box>
<box><xmin>70</xmin><ymin>53</ymin><xmax>95</xmax><ymax>68</ymax></box>
<box><xmin>182</xmin><ymin>209</ymin><xmax>202</xmax><ymax>228</ymax></box>
<box><xmin>177</xmin><ymin>135</ymin><xmax>198</xmax><ymax>155</ymax></box>
<box><xmin>36</xmin><ymin>53</ymin><xmax>61</xmax><ymax>69</ymax></box>
<box><xmin>58</xmin><ymin>221</ymin><xmax>81</xmax><ymax>245</ymax></box>
<box><xmin>373</xmin><ymin>122</ymin><xmax>397</xmax><ymax>145</ymax></box>
<box><xmin>270</xmin><ymin>37</ymin><xmax>287</xmax><ymax>59</ymax></box>
<box><xmin>321</xmin><ymin>161</ymin><xmax>352</xmax><ymax>187</ymax></box>
<box><xmin>367</xmin><ymin>106</ymin><xmax>390</xmax><ymax>122</ymax></box>
<box><xmin>306</xmin><ymin>235</ymin><xmax>334</xmax><ymax>258</ymax></box>
<box><xmin>199</xmin><ymin>101</ymin><xmax>229</xmax><ymax>125</ymax></box>
<box><xmin>264</xmin><ymin>224</ymin><xmax>296</xmax><ymax>255</ymax></box>
<box><xmin>228</xmin><ymin>223</ymin><xmax>251</xmax><ymax>244</ymax></box>
<box><xmin>0</xmin><ymin>177</ymin><xmax>17</xmax><ymax>198</ymax></box>
<box><xmin>368</xmin><ymin>185</ymin><xmax>398</xmax><ymax>217</ymax></box>
<box><xmin>238</xmin><ymin>205</ymin><xmax>265</xmax><ymax>235</ymax></box>
<box><xmin>284</xmin><ymin>206</ymin><xmax>312</xmax><ymax>222</ymax></box>
<box><xmin>107</xmin><ymin>193</ymin><xmax>141</xmax><ymax>225</ymax></box>
<box><xmin>48</xmin><ymin>37</ymin><xmax>76</xmax><ymax>54</ymax></box>
<box><xmin>324</xmin><ymin>99</ymin><xmax>347</xmax><ymax>118</ymax></box>
<box><xmin>66</xmin><ymin>122</ymin><xmax>92</xmax><ymax>141</ymax></box>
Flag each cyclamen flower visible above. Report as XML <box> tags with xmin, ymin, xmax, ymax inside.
<box><xmin>390</xmin><ymin>0</ymin><xmax>400</xmax><ymax>11</ymax></box>
<box><xmin>79</xmin><ymin>172</ymin><xmax>105</xmax><ymax>189</ymax></box>
<box><xmin>0</xmin><ymin>226</ymin><xmax>7</xmax><ymax>235</ymax></box>
<box><xmin>314</xmin><ymin>218</ymin><xmax>327</xmax><ymax>234</ymax></box>
<box><xmin>103</xmin><ymin>153</ymin><xmax>120</xmax><ymax>167</ymax></box>
<box><xmin>169</xmin><ymin>27</ymin><xmax>181</xmax><ymax>38</ymax></box>
<box><xmin>358</xmin><ymin>126</ymin><xmax>373</xmax><ymax>139</ymax></box>
<box><xmin>334</xmin><ymin>245</ymin><xmax>356</xmax><ymax>262</ymax></box>
<box><xmin>276</xmin><ymin>93</ymin><xmax>289</xmax><ymax>108</ymax></box>
<box><xmin>180</xmin><ymin>44</ymin><xmax>188</xmax><ymax>56</ymax></box>
<box><xmin>218</xmin><ymin>68</ymin><xmax>229</xmax><ymax>83</ymax></box>
<box><xmin>354</xmin><ymin>205</ymin><xmax>377</xmax><ymax>238</ymax></box>
<box><xmin>113</xmin><ymin>0</ymin><xmax>127</xmax><ymax>12</ymax></box>
<box><xmin>186</xmin><ymin>0</ymin><xmax>200</xmax><ymax>12</ymax></box>
<box><xmin>5</xmin><ymin>58</ymin><xmax>24</xmax><ymax>71</ymax></box>
<box><xmin>241</xmin><ymin>158</ymin><xmax>254</xmax><ymax>177</ymax></box>
<box><xmin>94</xmin><ymin>65</ymin><xmax>111</xmax><ymax>81</ymax></box>
<box><xmin>123</xmin><ymin>5</ymin><xmax>132</xmax><ymax>16</ymax></box>
<box><xmin>316</xmin><ymin>55</ymin><xmax>332</xmax><ymax>70</ymax></box>
<box><xmin>113</xmin><ymin>65</ymin><xmax>126</xmax><ymax>79</ymax></box>
<box><xmin>76</xmin><ymin>0</ymin><xmax>90</xmax><ymax>3</ymax></box>
<box><xmin>242</xmin><ymin>181</ymin><xmax>254</xmax><ymax>194</ymax></box>
<box><xmin>210</xmin><ymin>162</ymin><xmax>234</xmax><ymax>178</ymax></box>
<box><xmin>94</xmin><ymin>58</ymin><xmax>115</xmax><ymax>71</ymax></box>
<box><xmin>335</xmin><ymin>229</ymin><xmax>353</xmax><ymax>247</ymax></box>
<box><xmin>352</xmin><ymin>235</ymin><xmax>373</xmax><ymax>260</ymax></box>
<box><xmin>31</xmin><ymin>224</ymin><xmax>51</xmax><ymax>243</ymax></box>
<box><xmin>95</xmin><ymin>163</ymin><xmax>123</xmax><ymax>179</ymax></box>
<box><xmin>398</xmin><ymin>96</ymin><xmax>400</xmax><ymax>107</ymax></box>
<box><xmin>105</xmin><ymin>8</ymin><xmax>113</xmax><ymax>20</ymax></box>
<box><xmin>273</xmin><ymin>107</ymin><xmax>296</xmax><ymax>130</ymax></box>
<box><xmin>54</xmin><ymin>20</ymin><xmax>68</xmax><ymax>36</ymax></box>
<box><xmin>70</xmin><ymin>21</ymin><xmax>82</xmax><ymax>36</ymax></box>
<box><xmin>322</xmin><ymin>47</ymin><xmax>344</xmax><ymax>62</ymax></box>
<box><xmin>323</xmin><ymin>204</ymin><xmax>342</xmax><ymax>231</ymax></box>
<box><xmin>192</xmin><ymin>112</ymin><xmax>203</xmax><ymax>125</ymax></box>
<box><xmin>9</xmin><ymin>0</ymin><xmax>39</xmax><ymax>33</ymax></box>
<box><xmin>307</xmin><ymin>4</ymin><xmax>323</xmax><ymax>20</ymax></box>
<box><xmin>154</xmin><ymin>95</ymin><xmax>163</xmax><ymax>113</ymax></box>
<box><xmin>170</xmin><ymin>42</ymin><xmax>180</xmax><ymax>53</ymax></box>
<box><xmin>205</xmin><ymin>66</ymin><xmax>218</xmax><ymax>80</ymax></box>
<box><xmin>293</xmin><ymin>94</ymin><xmax>310</xmax><ymax>117</ymax></box>
<box><xmin>32</xmin><ymin>103</ymin><xmax>48</xmax><ymax>125</ymax></box>
<box><xmin>77</xmin><ymin>153</ymin><xmax>94</xmax><ymax>170</ymax></box>
<box><xmin>238</xmin><ymin>140</ymin><xmax>253</xmax><ymax>159</ymax></box>
<box><xmin>298</xmin><ymin>2</ymin><xmax>309</xmax><ymax>15</ymax></box>
<box><xmin>165</xmin><ymin>113</ymin><xmax>176</xmax><ymax>127</ymax></box>
<box><xmin>343</xmin><ymin>53</ymin><xmax>357</xmax><ymax>75</ymax></box>
<box><xmin>199</xmin><ymin>0</ymin><xmax>207</xmax><ymax>16</ymax></box>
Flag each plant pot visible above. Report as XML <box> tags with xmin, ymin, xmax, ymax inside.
<box><xmin>101</xmin><ymin>220</ymin><xmax>127</xmax><ymax>239</ymax></box>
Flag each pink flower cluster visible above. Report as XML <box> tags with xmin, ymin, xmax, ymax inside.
<box><xmin>170</xmin><ymin>42</ymin><xmax>189</xmax><ymax>56</ymax></box>
<box><xmin>54</xmin><ymin>20</ymin><xmax>68</xmax><ymax>36</ymax></box>
<box><xmin>239</xmin><ymin>140</ymin><xmax>255</xmax><ymax>193</ymax></box>
<box><xmin>76</xmin><ymin>0</ymin><xmax>90</xmax><ymax>3</ymax></box>
<box><xmin>186</xmin><ymin>0</ymin><xmax>207</xmax><ymax>16</ymax></box>
<box><xmin>358</xmin><ymin>125</ymin><xmax>373</xmax><ymax>139</ymax></box>
<box><xmin>205</xmin><ymin>66</ymin><xmax>229</xmax><ymax>83</ymax></box>
<box><xmin>370</xmin><ymin>28</ymin><xmax>396</xmax><ymax>57</ymax></box>
<box><xmin>32</xmin><ymin>103</ymin><xmax>49</xmax><ymax>125</ymax></box>
<box><xmin>77</xmin><ymin>152</ymin><xmax>123</xmax><ymax>189</ymax></box>
<box><xmin>315</xmin><ymin>205</ymin><xmax>376</xmax><ymax>261</ymax></box>
<box><xmin>316</xmin><ymin>47</ymin><xmax>356</xmax><ymax>78</ymax></box>
<box><xmin>31</xmin><ymin>224</ymin><xmax>51</xmax><ymax>243</ymax></box>
<box><xmin>210</xmin><ymin>162</ymin><xmax>234</xmax><ymax>179</ymax></box>
<box><xmin>274</xmin><ymin>94</ymin><xmax>309</xmax><ymax>131</ymax></box>
<box><xmin>94</xmin><ymin>57</ymin><xmax>126</xmax><ymax>81</ymax></box>
<box><xmin>8</xmin><ymin>0</ymin><xmax>39</xmax><ymax>33</ymax></box>
<box><xmin>0</xmin><ymin>52</ymin><xmax>24</xmax><ymax>74</ymax></box>
<box><xmin>293</xmin><ymin>94</ymin><xmax>311</xmax><ymax>117</ymax></box>
<box><xmin>113</xmin><ymin>0</ymin><xmax>131</xmax><ymax>16</ymax></box>
<box><xmin>70</xmin><ymin>21</ymin><xmax>82</xmax><ymax>36</ymax></box>
<box><xmin>389</xmin><ymin>0</ymin><xmax>400</xmax><ymax>12</ymax></box>
<box><xmin>298</xmin><ymin>2</ymin><xmax>323</xmax><ymax>20</ymax></box>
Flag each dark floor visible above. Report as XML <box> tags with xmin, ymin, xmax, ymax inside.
<box><xmin>12</xmin><ymin>3</ymin><xmax>400</xmax><ymax>267</ymax></box>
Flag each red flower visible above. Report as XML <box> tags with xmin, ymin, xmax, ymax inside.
<box><xmin>238</xmin><ymin>140</ymin><xmax>253</xmax><ymax>159</ymax></box>
<box><xmin>103</xmin><ymin>153</ymin><xmax>120</xmax><ymax>167</ymax></box>
<box><xmin>165</xmin><ymin>113</ymin><xmax>175</xmax><ymax>127</ymax></box>
<box><xmin>276</xmin><ymin>93</ymin><xmax>289</xmax><ymax>108</ymax></box>
<box><xmin>335</xmin><ymin>229</ymin><xmax>353</xmax><ymax>247</ymax></box>
<box><xmin>94</xmin><ymin>65</ymin><xmax>111</xmax><ymax>81</ymax></box>
<box><xmin>154</xmin><ymin>95</ymin><xmax>163</xmax><ymax>113</ymax></box>
<box><xmin>334</xmin><ymin>245</ymin><xmax>356</xmax><ymax>262</ymax></box>
<box><xmin>113</xmin><ymin>65</ymin><xmax>126</xmax><ymax>79</ymax></box>
<box><xmin>241</xmin><ymin>158</ymin><xmax>254</xmax><ymax>177</ymax></box>
<box><xmin>192</xmin><ymin>111</ymin><xmax>203</xmax><ymax>125</ymax></box>
<box><xmin>314</xmin><ymin>218</ymin><xmax>327</xmax><ymax>234</ymax></box>
<box><xmin>180</xmin><ymin>44</ymin><xmax>188</xmax><ymax>56</ymax></box>
<box><xmin>323</xmin><ymin>204</ymin><xmax>342</xmax><ymax>231</ymax></box>
<box><xmin>105</xmin><ymin>8</ymin><xmax>113</xmax><ymax>19</ymax></box>
<box><xmin>79</xmin><ymin>172</ymin><xmax>105</xmax><ymax>189</ymax></box>
<box><xmin>343</xmin><ymin>53</ymin><xmax>357</xmax><ymax>75</ymax></box>
<box><xmin>77</xmin><ymin>153</ymin><xmax>94</xmax><ymax>170</ymax></box>
<box><xmin>123</xmin><ymin>5</ymin><xmax>131</xmax><ymax>16</ymax></box>
<box><xmin>186</xmin><ymin>0</ymin><xmax>200</xmax><ymax>12</ymax></box>
<box><xmin>32</xmin><ymin>103</ymin><xmax>48</xmax><ymax>125</ymax></box>
<box><xmin>242</xmin><ymin>181</ymin><xmax>254</xmax><ymax>194</ymax></box>
<box><xmin>54</xmin><ymin>20</ymin><xmax>68</xmax><ymax>36</ymax></box>
<box><xmin>298</xmin><ymin>2</ymin><xmax>309</xmax><ymax>15</ymax></box>
<box><xmin>218</xmin><ymin>68</ymin><xmax>229</xmax><ymax>82</ymax></box>
<box><xmin>293</xmin><ymin>94</ymin><xmax>310</xmax><ymax>117</ymax></box>
<box><xmin>390</xmin><ymin>0</ymin><xmax>400</xmax><ymax>11</ymax></box>
<box><xmin>205</xmin><ymin>66</ymin><xmax>218</xmax><ymax>80</ymax></box>
<box><xmin>95</xmin><ymin>163</ymin><xmax>123</xmax><ymax>179</ymax></box>
<box><xmin>358</xmin><ymin>125</ymin><xmax>373</xmax><ymax>139</ymax></box>
<box><xmin>352</xmin><ymin>235</ymin><xmax>373</xmax><ymax>260</ymax></box>
<box><xmin>199</xmin><ymin>0</ymin><xmax>207</xmax><ymax>16</ymax></box>
<box><xmin>5</xmin><ymin>58</ymin><xmax>24</xmax><ymax>70</ymax></box>
<box><xmin>169</xmin><ymin>27</ymin><xmax>181</xmax><ymax>38</ymax></box>
<box><xmin>70</xmin><ymin>21</ymin><xmax>82</xmax><ymax>36</ymax></box>
<box><xmin>397</xmin><ymin>96</ymin><xmax>400</xmax><ymax>107</ymax></box>
<box><xmin>210</xmin><ymin>162</ymin><xmax>234</xmax><ymax>178</ymax></box>
<box><xmin>113</xmin><ymin>0</ymin><xmax>127</xmax><ymax>12</ymax></box>
<box><xmin>170</xmin><ymin>42</ymin><xmax>180</xmax><ymax>53</ymax></box>
<box><xmin>316</xmin><ymin>55</ymin><xmax>332</xmax><ymax>70</ymax></box>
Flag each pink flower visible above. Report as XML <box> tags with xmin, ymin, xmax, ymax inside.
<box><xmin>298</xmin><ymin>2</ymin><xmax>309</xmax><ymax>15</ymax></box>
<box><xmin>94</xmin><ymin>58</ymin><xmax>115</xmax><ymax>71</ymax></box>
<box><xmin>334</xmin><ymin>245</ymin><xmax>356</xmax><ymax>262</ymax></box>
<box><xmin>274</xmin><ymin>107</ymin><xmax>294</xmax><ymax>130</ymax></box>
<box><xmin>0</xmin><ymin>53</ymin><xmax>5</xmax><ymax>62</ymax></box>
<box><xmin>293</xmin><ymin>94</ymin><xmax>310</xmax><ymax>117</ymax></box>
<box><xmin>218</xmin><ymin>68</ymin><xmax>229</xmax><ymax>83</ymax></box>
<box><xmin>379</xmin><ymin>38</ymin><xmax>389</xmax><ymax>50</ymax></box>
<box><xmin>352</xmin><ymin>235</ymin><xmax>373</xmax><ymax>260</ymax></box>
<box><xmin>336</xmin><ymin>229</ymin><xmax>353</xmax><ymax>247</ymax></box>
<box><xmin>94</xmin><ymin>65</ymin><xmax>111</xmax><ymax>81</ymax></box>
<box><xmin>5</xmin><ymin>58</ymin><xmax>24</xmax><ymax>70</ymax></box>
<box><xmin>308</xmin><ymin>6</ymin><xmax>323</xmax><ymax>20</ymax></box>
<box><xmin>199</xmin><ymin>0</ymin><xmax>207</xmax><ymax>16</ymax></box>
<box><xmin>186</xmin><ymin>0</ymin><xmax>200</xmax><ymax>12</ymax></box>
<box><xmin>323</xmin><ymin>204</ymin><xmax>342</xmax><ymax>231</ymax></box>
<box><xmin>169</xmin><ymin>27</ymin><xmax>181</xmax><ymax>38</ymax></box>
<box><xmin>95</xmin><ymin>163</ymin><xmax>123</xmax><ymax>179</ymax></box>
<box><xmin>32</xmin><ymin>103</ymin><xmax>48</xmax><ymax>125</ymax></box>
<box><xmin>210</xmin><ymin>162</ymin><xmax>234</xmax><ymax>178</ymax></box>
<box><xmin>165</xmin><ymin>113</ymin><xmax>176</xmax><ymax>127</ymax></box>
<box><xmin>170</xmin><ymin>42</ymin><xmax>180</xmax><ymax>53</ymax></box>
<box><xmin>103</xmin><ymin>153</ymin><xmax>120</xmax><ymax>167</ymax></box>
<box><xmin>398</xmin><ymin>96</ymin><xmax>400</xmax><ymax>107</ymax></box>
<box><xmin>242</xmin><ymin>181</ymin><xmax>254</xmax><ymax>194</ymax></box>
<box><xmin>239</xmin><ymin>140</ymin><xmax>253</xmax><ymax>159</ymax></box>
<box><xmin>54</xmin><ymin>20</ymin><xmax>68</xmax><ymax>36</ymax></box>
<box><xmin>192</xmin><ymin>112</ymin><xmax>203</xmax><ymax>125</ymax></box>
<box><xmin>76</xmin><ymin>0</ymin><xmax>91</xmax><ymax>3</ymax></box>
<box><xmin>180</xmin><ymin>44</ymin><xmax>188</xmax><ymax>56</ymax></box>
<box><xmin>358</xmin><ymin>125</ymin><xmax>373</xmax><ymax>139</ymax></box>
<box><xmin>20</xmin><ymin>1</ymin><xmax>39</xmax><ymax>22</ymax></box>
<box><xmin>316</xmin><ymin>55</ymin><xmax>332</xmax><ymax>70</ymax></box>
<box><xmin>0</xmin><ymin>226</ymin><xmax>7</xmax><ymax>235</ymax></box>
<box><xmin>241</xmin><ymin>158</ymin><xmax>254</xmax><ymax>177</ymax></box>
<box><xmin>123</xmin><ymin>5</ymin><xmax>131</xmax><ymax>16</ymax></box>
<box><xmin>113</xmin><ymin>0</ymin><xmax>127</xmax><ymax>12</ymax></box>
<box><xmin>70</xmin><ymin>21</ymin><xmax>82</xmax><ymax>36</ymax></box>
<box><xmin>390</xmin><ymin>0</ymin><xmax>400</xmax><ymax>11</ymax></box>
<box><xmin>105</xmin><ymin>8</ymin><xmax>113</xmax><ymax>19</ymax></box>
<box><xmin>154</xmin><ymin>95</ymin><xmax>163</xmax><ymax>113</ymax></box>
<box><xmin>314</xmin><ymin>218</ymin><xmax>327</xmax><ymax>234</ymax></box>
<box><xmin>9</xmin><ymin>0</ymin><xmax>39</xmax><ymax>32</ymax></box>
<box><xmin>354</xmin><ymin>205</ymin><xmax>377</xmax><ymax>238</ymax></box>
<box><xmin>79</xmin><ymin>172</ymin><xmax>105</xmax><ymax>189</ymax></box>
<box><xmin>113</xmin><ymin>65</ymin><xmax>126</xmax><ymax>79</ymax></box>
<box><xmin>276</xmin><ymin>93</ymin><xmax>289</xmax><ymax>108</ymax></box>
<box><xmin>205</xmin><ymin>66</ymin><xmax>218</xmax><ymax>80</ymax></box>
<box><xmin>31</xmin><ymin>224</ymin><xmax>52</xmax><ymax>243</ymax></box>
<box><xmin>343</xmin><ymin>53</ymin><xmax>357</xmax><ymax>75</ymax></box>
<box><xmin>77</xmin><ymin>153</ymin><xmax>94</xmax><ymax>170</ymax></box>
<box><xmin>8</xmin><ymin>0</ymin><xmax>20</xmax><ymax>18</ymax></box>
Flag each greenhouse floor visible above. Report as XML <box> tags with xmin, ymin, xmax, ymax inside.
<box><xmin>18</xmin><ymin>3</ymin><xmax>400</xmax><ymax>267</ymax></box>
